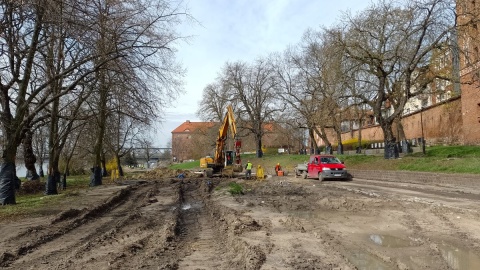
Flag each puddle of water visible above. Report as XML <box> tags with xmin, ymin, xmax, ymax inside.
<box><xmin>345</xmin><ymin>250</ymin><xmax>394</xmax><ymax>270</ymax></box>
<box><xmin>181</xmin><ymin>203</ymin><xmax>192</xmax><ymax>210</ymax></box>
<box><xmin>181</xmin><ymin>202</ymin><xmax>203</xmax><ymax>210</ymax></box>
<box><xmin>438</xmin><ymin>242</ymin><xmax>480</xmax><ymax>270</ymax></box>
<box><xmin>369</xmin><ymin>234</ymin><xmax>411</xmax><ymax>248</ymax></box>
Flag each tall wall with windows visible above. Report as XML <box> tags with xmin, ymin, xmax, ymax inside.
<box><xmin>458</xmin><ymin>0</ymin><xmax>480</xmax><ymax>144</ymax></box>
<box><xmin>315</xmin><ymin>1</ymin><xmax>480</xmax><ymax>149</ymax></box>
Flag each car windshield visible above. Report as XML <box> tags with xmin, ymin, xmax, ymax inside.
<box><xmin>320</xmin><ymin>157</ymin><xmax>341</xmax><ymax>164</ymax></box>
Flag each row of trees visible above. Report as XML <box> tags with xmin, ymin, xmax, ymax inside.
<box><xmin>0</xmin><ymin>0</ymin><xmax>188</xmax><ymax>205</ymax></box>
<box><xmin>198</xmin><ymin>0</ymin><xmax>462</xmax><ymax>159</ymax></box>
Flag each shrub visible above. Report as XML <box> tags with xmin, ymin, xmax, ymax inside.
<box><xmin>227</xmin><ymin>182</ymin><xmax>244</xmax><ymax>195</ymax></box>
<box><xmin>105</xmin><ymin>158</ymin><xmax>118</xmax><ymax>174</ymax></box>
<box><xmin>332</xmin><ymin>138</ymin><xmax>373</xmax><ymax>151</ymax></box>
<box><xmin>19</xmin><ymin>180</ymin><xmax>45</xmax><ymax>195</ymax></box>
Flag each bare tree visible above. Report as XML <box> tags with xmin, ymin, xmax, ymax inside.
<box><xmin>33</xmin><ymin>126</ymin><xmax>48</xmax><ymax>177</ymax></box>
<box><xmin>0</xmin><ymin>0</ymin><xmax>188</xmax><ymax>204</ymax></box>
<box><xmin>136</xmin><ymin>135</ymin><xmax>154</xmax><ymax>168</ymax></box>
<box><xmin>331</xmin><ymin>0</ymin><xmax>455</xmax><ymax>159</ymax></box>
<box><xmin>88</xmin><ymin>0</ymin><xmax>186</xmax><ymax>185</ymax></box>
<box><xmin>196</xmin><ymin>81</ymin><xmax>234</xmax><ymax>122</ymax></box>
<box><xmin>223</xmin><ymin>58</ymin><xmax>282</xmax><ymax>157</ymax></box>
<box><xmin>274</xmin><ymin>30</ymin><xmax>345</xmax><ymax>155</ymax></box>
<box><xmin>104</xmin><ymin>109</ymin><xmax>141</xmax><ymax>177</ymax></box>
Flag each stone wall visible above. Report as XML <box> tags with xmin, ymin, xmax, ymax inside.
<box><xmin>460</xmin><ymin>71</ymin><xmax>480</xmax><ymax>144</ymax></box>
<box><xmin>321</xmin><ymin>98</ymin><xmax>464</xmax><ymax>147</ymax></box>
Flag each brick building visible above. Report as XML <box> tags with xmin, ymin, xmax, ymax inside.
<box><xmin>457</xmin><ymin>0</ymin><xmax>480</xmax><ymax>144</ymax></box>
<box><xmin>315</xmin><ymin>1</ymin><xmax>480</xmax><ymax>148</ymax></box>
<box><xmin>171</xmin><ymin>121</ymin><xmax>293</xmax><ymax>161</ymax></box>
<box><xmin>171</xmin><ymin>120</ymin><xmax>216</xmax><ymax>162</ymax></box>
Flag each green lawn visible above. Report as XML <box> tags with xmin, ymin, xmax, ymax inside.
<box><xmin>170</xmin><ymin>145</ymin><xmax>480</xmax><ymax>175</ymax></box>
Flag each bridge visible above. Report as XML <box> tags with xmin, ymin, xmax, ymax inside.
<box><xmin>131</xmin><ymin>147</ymin><xmax>172</xmax><ymax>161</ymax></box>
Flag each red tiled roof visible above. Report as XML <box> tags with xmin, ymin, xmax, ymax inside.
<box><xmin>263</xmin><ymin>123</ymin><xmax>275</xmax><ymax>132</ymax></box>
<box><xmin>171</xmin><ymin>121</ymin><xmax>216</xmax><ymax>133</ymax></box>
<box><xmin>172</xmin><ymin>120</ymin><xmax>282</xmax><ymax>134</ymax></box>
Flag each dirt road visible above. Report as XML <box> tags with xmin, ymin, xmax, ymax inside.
<box><xmin>1</xmin><ymin>173</ymin><xmax>480</xmax><ymax>269</ymax></box>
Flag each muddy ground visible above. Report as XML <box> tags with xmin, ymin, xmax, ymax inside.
<box><xmin>1</xmin><ymin>172</ymin><xmax>480</xmax><ymax>270</ymax></box>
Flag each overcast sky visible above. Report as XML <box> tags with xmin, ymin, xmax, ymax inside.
<box><xmin>153</xmin><ymin>0</ymin><xmax>372</xmax><ymax>147</ymax></box>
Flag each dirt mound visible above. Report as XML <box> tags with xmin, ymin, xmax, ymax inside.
<box><xmin>131</xmin><ymin>167</ymin><xmax>201</xmax><ymax>180</ymax></box>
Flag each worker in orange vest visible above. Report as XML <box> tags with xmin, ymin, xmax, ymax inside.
<box><xmin>275</xmin><ymin>163</ymin><xmax>282</xmax><ymax>176</ymax></box>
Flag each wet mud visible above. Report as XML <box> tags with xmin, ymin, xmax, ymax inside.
<box><xmin>1</xmin><ymin>174</ymin><xmax>480</xmax><ymax>269</ymax></box>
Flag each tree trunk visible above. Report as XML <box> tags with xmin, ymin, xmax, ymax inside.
<box><xmin>46</xmin><ymin>83</ymin><xmax>60</xmax><ymax>195</ymax></box>
<box><xmin>0</xmin><ymin>161</ymin><xmax>17</xmax><ymax>205</ymax></box>
<box><xmin>357</xmin><ymin>121</ymin><xmax>363</xmax><ymax>154</ymax></box>
<box><xmin>64</xmin><ymin>156</ymin><xmax>71</xmax><ymax>176</ymax></box>
<box><xmin>116</xmin><ymin>155</ymin><xmax>124</xmax><ymax>177</ymax></box>
<box><xmin>394</xmin><ymin>116</ymin><xmax>408</xmax><ymax>154</ymax></box>
<box><xmin>255</xmin><ymin>133</ymin><xmax>263</xmax><ymax>158</ymax></box>
<box><xmin>308</xmin><ymin>129</ymin><xmax>319</xmax><ymax>154</ymax></box>
<box><xmin>46</xmin><ymin>151</ymin><xmax>61</xmax><ymax>195</ymax></box>
<box><xmin>37</xmin><ymin>130</ymin><xmax>46</xmax><ymax>178</ymax></box>
<box><xmin>92</xmin><ymin>69</ymin><xmax>108</xmax><ymax>186</ymax></box>
<box><xmin>311</xmin><ymin>126</ymin><xmax>332</xmax><ymax>154</ymax></box>
<box><xmin>0</xmin><ymin>120</ymin><xmax>21</xmax><ymax>205</ymax></box>
<box><xmin>23</xmin><ymin>128</ymin><xmax>40</xmax><ymax>181</ymax></box>
<box><xmin>102</xmin><ymin>158</ymin><xmax>108</xmax><ymax>177</ymax></box>
<box><xmin>381</xmin><ymin>121</ymin><xmax>399</xmax><ymax>159</ymax></box>
<box><xmin>335</xmin><ymin>130</ymin><xmax>344</xmax><ymax>155</ymax></box>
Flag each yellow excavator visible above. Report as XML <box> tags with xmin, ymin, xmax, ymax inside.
<box><xmin>200</xmin><ymin>105</ymin><xmax>242</xmax><ymax>177</ymax></box>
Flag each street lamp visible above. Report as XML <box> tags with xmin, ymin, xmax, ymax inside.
<box><xmin>420</xmin><ymin>106</ymin><xmax>426</xmax><ymax>155</ymax></box>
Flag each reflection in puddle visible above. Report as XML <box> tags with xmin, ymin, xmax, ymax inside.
<box><xmin>369</xmin><ymin>234</ymin><xmax>411</xmax><ymax>248</ymax></box>
<box><xmin>181</xmin><ymin>202</ymin><xmax>203</xmax><ymax>210</ymax></box>
<box><xmin>439</xmin><ymin>242</ymin><xmax>480</xmax><ymax>270</ymax></box>
<box><xmin>345</xmin><ymin>250</ymin><xmax>394</xmax><ymax>270</ymax></box>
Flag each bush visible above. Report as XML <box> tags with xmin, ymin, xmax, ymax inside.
<box><xmin>227</xmin><ymin>182</ymin><xmax>244</xmax><ymax>195</ymax></box>
<box><xmin>19</xmin><ymin>180</ymin><xmax>45</xmax><ymax>195</ymax></box>
<box><xmin>332</xmin><ymin>138</ymin><xmax>383</xmax><ymax>151</ymax></box>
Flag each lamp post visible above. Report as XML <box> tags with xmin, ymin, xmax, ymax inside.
<box><xmin>420</xmin><ymin>107</ymin><xmax>426</xmax><ymax>155</ymax></box>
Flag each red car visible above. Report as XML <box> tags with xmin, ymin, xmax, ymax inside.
<box><xmin>303</xmin><ymin>154</ymin><xmax>351</xmax><ymax>181</ymax></box>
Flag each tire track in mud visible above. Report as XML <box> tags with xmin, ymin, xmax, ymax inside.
<box><xmin>253</xmin><ymin>180</ymin><xmax>441</xmax><ymax>269</ymax></box>
<box><xmin>1</xmin><ymin>178</ymin><xmax>271</xmax><ymax>270</ymax></box>
<box><xmin>0</xmin><ymin>186</ymin><xmax>133</xmax><ymax>267</ymax></box>
<box><xmin>176</xmin><ymin>179</ymin><xmax>268</xmax><ymax>270</ymax></box>
<box><xmin>1</xmin><ymin>181</ymin><xmax>181</xmax><ymax>269</ymax></box>
<box><xmin>175</xmin><ymin>180</ymin><xmax>226</xmax><ymax>269</ymax></box>
<box><xmin>335</xmin><ymin>178</ymin><xmax>480</xmax><ymax>208</ymax></box>
<box><xmin>318</xmin><ymin>178</ymin><xmax>480</xmax><ymax>269</ymax></box>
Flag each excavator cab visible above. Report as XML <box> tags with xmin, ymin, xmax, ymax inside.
<box><xmin>225</xmin><ymin>150</ymin><xmax>235</xmax><ymax>166</ymax></box>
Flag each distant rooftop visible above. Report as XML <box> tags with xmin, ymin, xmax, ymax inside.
<box><xmin>171</xmin><ymin>120</ymin><xmax>216</xmax><ymax>133</ymax></box>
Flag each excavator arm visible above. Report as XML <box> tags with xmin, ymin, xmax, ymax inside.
<box><xmin>206</xmin><ymin>105</ymin><xmax>242</xmax><ymax>174</ymax></box>
<box><xmin>213</xmin><ymin>105</ymin><xmax>237</xmax><ymax>164</ymax></box>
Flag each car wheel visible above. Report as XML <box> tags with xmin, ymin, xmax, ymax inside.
<box><xmin>318</xmin><ymin>173</ymin><xmax>324</xmax><ymax>181</ymax></box>
<box><xmin>302</xmin><ymin>171</ymin><xmax>307</xmax><ymax>179</ymax></box>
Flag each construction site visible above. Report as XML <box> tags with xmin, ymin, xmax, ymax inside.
<box><xmin>1</xmin><ymin>168</ymin><xmax>480</xmax><ymax>270</ymax></box>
